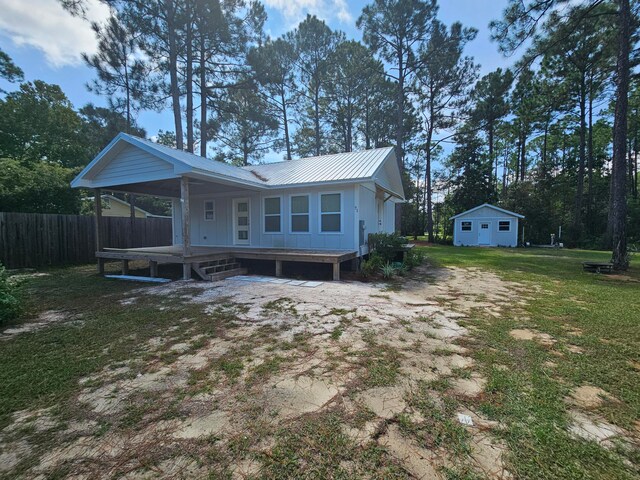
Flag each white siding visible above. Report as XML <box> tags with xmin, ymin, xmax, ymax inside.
<box><xmin>182</xmin><ymin>184</ymin><xmax>359</xmax><ymax>251</ymax></box>
<box><xmin>358</xmin><ymin>184</ymin><xmax>377</xmax><ymax>254</ymax></box>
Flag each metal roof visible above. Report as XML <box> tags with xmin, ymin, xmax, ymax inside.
<box><xmin>242</xmin><ymin>147</ymin><xmax>395</xmax><ymax>186</ymax></box>
<box><xmin>450</xmin><ymin>203</ymin><xmax>525</xmax><ymax>220</ymax></box>
<box><xmin>72</xmin><ymin>134</ymin><xmax>401</xmax><ymax>198</ymax></box>
<box><xmin>129</xmin><ymin>135</ymin><xmax>262</xmax><ymax>185</ymax></box>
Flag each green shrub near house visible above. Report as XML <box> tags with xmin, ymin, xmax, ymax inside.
<box><xmin>0</xmin><ymin>263</ymin><xmax>20</xmax><ymax>325</ymax></box>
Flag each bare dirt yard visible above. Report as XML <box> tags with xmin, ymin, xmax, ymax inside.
<box><xmin>0</xmin><ymin>247</ymin><xmax>638</xmax><ymax>479</ymax></box>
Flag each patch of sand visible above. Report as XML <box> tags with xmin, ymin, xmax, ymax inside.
<box><xmin>2</xmin><ymin>264</ymin><xmax>526</xmax><ymax>478</ymax></box>
<box><xmin>261</xmin><ymin>375</ymin><xmax>340</xmax><ymax>419</ymax></box>
<box><xmin>568</xmin><ymin>385</ymin><xmax>617</xmax><ymax>409</ymax></box>
<box><xmin>172</xmin><ymin>411</ymin><xmax>231</xmax><ymax>439</ymax></box>
<box><xmin>568</xmin><ymin>410</ymin><xmax>627</xmax><ymax>448</ymax></box>
<box><xmin>379</xmin><ymin>424</ymin><xmax>444</xmax><ymax>480</ymax></box>
<box><xmin>1</xmin><ymin>310</ymin><xmax>75</xmax><ymax>338</ymax></box>
<box><xmin>509</xmin><ymin>328</ymin><xmax>556</xmax><ymax>346</ymax></box>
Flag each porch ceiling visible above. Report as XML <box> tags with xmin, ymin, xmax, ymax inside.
<box><xmin>105</xmin><ymin>177</ymin><xmax>257</xmax><ymax>198</ymax></box>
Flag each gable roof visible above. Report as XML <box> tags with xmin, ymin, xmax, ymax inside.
<box><xmin>72</xmin><ymin>133</ymin><xmax>403</xmax><ymax>199</ymax></box>
<box><xmin>450</xmin><ymin>203</ymin><xmax>525</xmax><ymax>220</ymax></box>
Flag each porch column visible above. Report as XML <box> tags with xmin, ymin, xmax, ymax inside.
<box><xmin>129</xmin><ymin>193</ymin><xmax>136</xmax><ymax>247</ymax></box>
<box><xmin>275</xmin><ymin>260</ymin><xmax>283</xmax><ymax>277</ymax></box>
<box><xmin>181</xmin><ymin>177</ymin><xmax>192</xmax><ymax>280</ymax></box>
<box><xmin>94</xmin><ymin>188</ymin><xmax>105</xmax><ymax>274</ymax></box>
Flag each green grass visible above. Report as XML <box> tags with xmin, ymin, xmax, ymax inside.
<box><xmin>423</xmin><ymin>245</ymin><xmax>640</xmax><ymax>479</ymax></box>
<box><xmin>0</xmin><ymin>265</ymin><xmax>234</xmax><ymax>430</ymax></box>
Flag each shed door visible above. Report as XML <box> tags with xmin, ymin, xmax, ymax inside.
<box><xmin>478</xmin><ymin>222</ymin><xmax>491</xmax><ymax>245</ymax></box>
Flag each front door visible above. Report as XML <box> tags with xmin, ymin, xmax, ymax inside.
<box><xmin>233</xmin><ymin>198</ymin><xmax>250</xmax><ymax>245</ymax></box>
<box><xmin>478</xmin><ymin>222</ymin><xmax>491</xmax><ymax>245</ymax></box>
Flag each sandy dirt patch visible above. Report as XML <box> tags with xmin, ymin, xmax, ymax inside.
<box><xmin>0</xmin><ymin>265</ymin><xmax>527</xmax><ymax>478</ymax></box>
<box><xmin>509</xmin><ymin>328</ymin><xmax>556</xmax><ymax>346</ymax></box>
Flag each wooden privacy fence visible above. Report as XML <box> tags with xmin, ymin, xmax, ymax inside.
<box><xmin>0</xmin><ymin>212</ymin><xmax>172</xmax><ymax>269</ymax></box>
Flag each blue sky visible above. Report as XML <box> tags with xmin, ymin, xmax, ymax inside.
<box><xmin>0</xmin><ymin>0</ymin><xmax>512</xmax><ymax>149</ymax></box>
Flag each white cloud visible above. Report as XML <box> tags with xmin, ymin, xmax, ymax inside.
<box><xmin>264</xmin><ymin>0</ymin><xmax>352</xmax><ymax>26</ymax></box>
<box><xmin>0</xmin><ymin>0</ymin><xmax>110</xmax><ymax>68</ymax></box>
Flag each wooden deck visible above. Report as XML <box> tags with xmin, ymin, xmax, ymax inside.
<box><xmin>97</xmin><ymin>245</ymin><xmax>358</xmax><ymax>281</ymax></box>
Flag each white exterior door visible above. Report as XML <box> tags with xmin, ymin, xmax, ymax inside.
<box><xmin>233</xmin><ymin>198</ymin><xmax>250</xmax><ymax>245</ymax></box>
<box><xmin>478</xmin><ymin>221</ymin><xmax>491</xmax><ymax>245</ymax></box>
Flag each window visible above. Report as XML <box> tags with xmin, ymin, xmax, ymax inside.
<box><xmin>499</xmin><ymin>220</ymin><xmax>511</xmax><ymax>232</ymax></box>
<box><xmin>204</xmin><ymin>200</ymin><xmax>215</xmax><ymax>221</ymax></box>
<box><xmin>461</xmin><ymin>221</ymin><xmax>472</xmax><ymax>231</ymax></box>
<box><xmin>264</xmin><ymin>197</ymin><xmax>281</xmax><ymax>233</ymax></box>
<box><xmin>320</xmin><ymin>193</ymin><xmax>341</xmax><ymax>232</ymax></box>
<box><xmin>291</xmin><ymin>195</ymin><xmax>310</xmax><ymax>232</ymax></box>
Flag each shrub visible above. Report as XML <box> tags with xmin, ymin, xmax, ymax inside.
<box><xmin>380</xmin><ymin>262</ymin><xmax>397</xmax><ymax>279</ymax></box>
<box><xmin>361</xmin><ymin>252</ymin><xmax>385</xmax><ymax>278</ymax></box>
<box><xmin>404</xmin><ymin>249</ymin><xmax>426</xmax><ymax>270</ymax></box>
<box><xmin>368</xmin><ymin>232</ymin><xmax>409</xmax><ymax>263</ymax></box>
<box><xmin>0</xmin><ymin>263</ymin><xmax>21</xmax><ymax>325</ymax></box>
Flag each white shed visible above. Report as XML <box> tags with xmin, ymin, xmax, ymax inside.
<box><xmin>450</xmin><ymin>204</ymin><xmax>524</xmax><ymax>247</ymax></box>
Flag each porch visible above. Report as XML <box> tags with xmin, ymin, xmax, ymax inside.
<box><xmin>97</xmin><ymin>245</ymin><xmax>358</xmax><ymax>281</ymax></box>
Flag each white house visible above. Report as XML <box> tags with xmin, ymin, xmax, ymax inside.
<box><xmin>71</xmin><ymin>133</ymin><xmax>404</xmax><ymax>280</ymax></box>
<box><xmin>451</xmin><ymin>204</ymin><xmax>523</xmax><ymax>247</ymax></box>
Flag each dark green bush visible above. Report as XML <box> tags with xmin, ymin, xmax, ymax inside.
<box><xmin>0</xmin><ymin>263</ymin><xmax>20</xmax><ymax>325</ymax></box>
<box><xmin>404</xmin><ymin>249</ymin><xmax>426</xmax><ymax>270</ymax></box>
<box><xmin>368</xmin><ymin>232</ymin><xmax>408</xmax><ymax>263</ymax></box>
<box><xmin>361</xmin><ymin>252</ymin><xmax>385</xmax><ymax>278</ymax></box>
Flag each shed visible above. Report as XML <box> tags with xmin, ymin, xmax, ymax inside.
<box><xmin>450</xmin><ymin>204</ymin><xmax>524</xmax><ymax>247</ymax></box>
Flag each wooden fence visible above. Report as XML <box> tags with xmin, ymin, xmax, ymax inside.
<box><xmin>0</xmin><ymin>212</ymin><xmax>172</xmax><ymax>269</ymax></box>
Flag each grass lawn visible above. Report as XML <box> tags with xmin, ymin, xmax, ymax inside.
<box><xmin>424</xmin><ymin>246</ymin><xmax>640</xmax><ymax>479</ymax></box>
<box><xmin>0</xmin><ymin>248</ymin><xmax>638</xmax><ymax>479</ymax></box>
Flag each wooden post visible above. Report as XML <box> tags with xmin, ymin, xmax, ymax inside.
<box><xmin>333</xmin><ymin>262</ymin><xmax>341</xmax><ymax>281</ymax></box>
<box><xmin>275</xmin><ymin>260</ymin><xmax>283</xmax><ymax>277</ymax></box>
<box><xmin>181</xmin><ymin>177</ymin><xmax>192</xmax><ymax>280</ymax></box>
<box><xmin>94</xmin><ymin>188</ymin><xmax>104</xmax><ymax>274</ymax></box>
<box><xmin>122</xmin><ymin>260</ymin><xmax>129</xmax><ymax>275</ymax></box>
<box><xmin>129</xmin><ymin>194</ymin><xmax>136</xmax><ymax>247</ymax></box>
<box><xmin>150</xmin><ymin>260</ymin><xmax>158</xmax><ymax>278</ymax></box>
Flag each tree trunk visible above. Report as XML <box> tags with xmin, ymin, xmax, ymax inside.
<box><xmin>587</xmin><ymin>80</ymin><xmax>594</xmax><ymax>230</ymax></box>
<box><xmin>425</xmin><ymin>147</ymin><xmax>433</xmax><ymax>243</ymax></box>
<box><xmin>200</xmin><ymin>32</ymin><xmax>207</xmax><ymax>157</ymax></box>
<box><xmin>314</xmin><ymin>85</ymin><xmax>321</xmax><ymax>156</ymax></box>
<box><xmin>609</xmin><ymin>0</ymin><xmax>630</xmax><ymax>270</ymax></box>
<box><xmin>395</xmin><ymin>52</ymin><xmax>404</xmax><ymax>169</ymax></box>
<box><xmin>281</xmin><ymin>89</ymin><xmax>292</xmax><ymax>160</ymax></box>
<box><xmin>166</xmin><ymin>0</ymin><xmax>183</xmax><ymax>150</ymax></box>
<box><xmin>186</xmin><ymin>2</ymin><xmax>194</xmax><ymax>153</ymax></box>
<box><xmin>573</xmin><ymin>73</ymin><xmax>587</xmax><ymax>243</ymax></box>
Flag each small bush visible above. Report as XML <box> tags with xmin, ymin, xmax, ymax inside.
<box><xmin>380</xmin><ymin>262</ymin><xmax>397</xmax><ymax>279</ymax></box>
<box><xmin>361</xmin><ymin>252</ymin><xmax>385</xmax><ymax>278</ymax></box>
<box><xmin>404</xmin><ymin>249</ymin><xmax>426</xmax><ymax>270</ymax></box>
<box><xmin>0</xmin><ymin>263</ymin><xmax>20</xmax><ymax>325</ymax></box>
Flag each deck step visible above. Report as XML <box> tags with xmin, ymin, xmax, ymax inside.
<box><xmin>199</xmin><ymin>257</ymin><xmax>236</xmax><ymax>268</ymax></box>
<box><xmin>207</xmin><ymin>267</ymin><xmax>248</xmax><ymax>281</ymax></box>
<box><xmin>202</xmin><ymin>262</ymin><xmax>240</xmax><ymax>273</ymax></box>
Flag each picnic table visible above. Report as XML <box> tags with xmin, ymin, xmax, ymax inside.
<box><xmin>582</xmin><ymin>261</ymin><xmax>614</xmax><ymax>274</ymax></box>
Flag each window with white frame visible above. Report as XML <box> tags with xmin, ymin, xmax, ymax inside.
<box><xmin>461</xmin><ymin>221</ymin><xmax>472</xmax><ymax>231</ymax></box>
<box><xmin>204</xmin><ymin>200</ymin><xmax>215</xmax><ymax>221</ymax></box>
<box><xmin>264</xmin><ymin>197</ymin><xmax>281</xmax><ymax>233</ymax></box>
<box><xmin>498</xmin><ymin>220</ymin><xmax>511</xmax><ymax>232</ymax></box>
<box><xmin>291</xmin><ymin>195</ymin><xmax>310</xmax><ymax>232</ymax></box>
<box><xmin>320</xmin><ymin>193</ymin><xmax>341</xmax><ymax>232</ymax></box>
